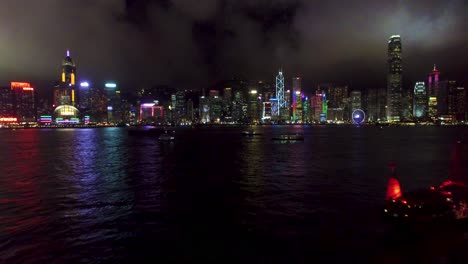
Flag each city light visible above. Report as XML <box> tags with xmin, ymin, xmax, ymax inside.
<box><xmin>105</xmin><ymin>83</ymin><xmax>117</xmax><ymax>88</ymax></box>
<box><xmin>0</xmin><ymin>117</ymin><xmax>17</xmax><ymax>122</ymax></box>
<box><xmin>80</xmin><ymin>82</ymin><xmax>89</xmax><ymax>87</ymax></box>
<box><xmin>250</xmin><ymin>90</ymin><xmax>257</xmax><ymax>94</ymax></box>
<box><xmin>11</xmin><ymin>82</ymin><xmax>31</xmax><ymax>89</ymax></box>
<box><xmin>141</xmin><ymin>103</ymin><xmax>155</xmax><ymax>107</ymax></box>
<box><xmin>22</xmin><ymin>87</ymin><xmax>34</xmax><ymax>91</ymax></box>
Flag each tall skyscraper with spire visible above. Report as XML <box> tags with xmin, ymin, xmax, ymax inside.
<box><xmin>62</xmin><ymin>50</ymin><xmax>76</xmax><ymax>86</ymax></box>
<box><xmin>386</xmin><ymin>35</ymin><xmax>402</xmax><ymax>122</ymax></box>
<box><xmin>275</xmin><ymin>70</ymin><xmax>285</xmax><ymax>109</ymax></box>
<box><xmin>427</xmin><ymin>65</ymin><xmax>440</xmax><ymax>120</ymax></box>
<box><xmin>54</xmin><ymin>50</ymin><xmax>77</xmax><ymax>107</ymax></box>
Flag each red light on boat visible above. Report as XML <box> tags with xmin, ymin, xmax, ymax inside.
<box><xmin>386</xmin><ymin>176</ymin><xmax>402</xmax><ymax>200</ymax></box>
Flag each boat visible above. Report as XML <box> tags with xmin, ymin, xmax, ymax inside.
<box><xmin>383</xmin><ymin>140</ymin><xmax>468</xmax><ymax>224</ymax></box>
<box><xmin>158</xmin><ymin>130</ymin><xmax>175</xmax><ymax>141</ymax></box>
<box><xmin>242</xmin><ymin>129</ymin><xmax>260</xmax><ymax>136</ymax></box>
<box><xmin>272</xmin><ymin>133</ymin><xmax>304</xmax><ymax>141</ymax></box>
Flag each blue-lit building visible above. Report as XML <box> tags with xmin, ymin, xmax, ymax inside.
<box><xmin>413</xmin><ymin>82</ymin><xmax>427</xmax><ymax>119</ymax></box>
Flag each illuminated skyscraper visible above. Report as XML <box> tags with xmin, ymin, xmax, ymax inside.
<box><xmin>427</xmin><ymin>65</ymin><xmax>440</xmax><ymax>120</ymax></box>
<box><xmin>275</xmin><ymin>70</ymin><xmax>285</xmax><ymax>116</ymax></box>
<box><xmin>54</xmin><ymin>50</ymin><xmax>77</xmax><ymax>107</ymax></box>
<box><xmin>292</xmin><ymin>77</ymin><xmax>301</xmax><ymax>122</ymax></box>
<box><xmin>11</xmin><ymin>82</ymin><xmax>36</xmax><ymax>122</ymax></box>
<box><xmin>0</xmin><ymin>86</ymin><xmax>14</xmax><ymax>118</ymax></box>
<box><xmin>413</xmin><ymin>82</ymin><xmax>427</xmax><ymax>119</ymax></box>
<box><xmin>387</xmin><ymin>35</ymin><xmax>402</xmax><ymax>122</ymax></box>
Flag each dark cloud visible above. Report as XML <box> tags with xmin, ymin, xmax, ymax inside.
<box><xmin>0</xmin><ymin>0</ymin><xmax>466</xmax><ymax>92</ymax></box>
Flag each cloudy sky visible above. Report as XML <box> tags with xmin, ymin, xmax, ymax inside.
<box><xmin>0</xmin><ymin>0</ymin><xmax>466</xmax><ymax>92</ymax></box>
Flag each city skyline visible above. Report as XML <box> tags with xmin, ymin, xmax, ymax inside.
<box><xmin>0</xmin><ymin>0</ymin><xmax>467</xmax><ymax>92</ymax></box>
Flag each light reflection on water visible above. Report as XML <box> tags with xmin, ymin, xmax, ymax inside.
<box><xmin>0</xmin><ymin>126</ymin><xmax>466</xmax><ymax>262</ymax></box>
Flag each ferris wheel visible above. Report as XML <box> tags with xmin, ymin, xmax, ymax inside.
<box><xmin>352</xmin><ymin>109</ymin><xmax>365</xmax><ymax>124</ymax></box>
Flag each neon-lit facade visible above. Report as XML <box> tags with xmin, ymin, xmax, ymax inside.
<box><xmin>387</xmin><ymin>35</ymin><xmax>402</xmax><ymax>122</ymax></box>
<box><xmin>292</xmin><ymin>77</ymin><xmax>301</xmax><ymax>122</ymax></box>
<box><xmin>275</xmin><ymin>70</ymin><xmax>285</xmax><ymax>116</ymax></box>
<box><xmin>10</xmin><ymin>82</ymin><xmax>35</xmax><ymax>122</ymax></box>
<box><xmin>0</xmin><ymin>86</ymin><xmax>14</xmax><ymax>119</ymax></box>
<box><xmin>262</xmin><ymin>102</ymin><xmax>272</xmax><ymax>121</ymax></box>
<box><xmin>54</xmin><ymin>105</ymin><xmax>79</xmax><ymax>123</ymax></box>
<box><xmin>0</xmin><ymin>117</ymin><xmax>17</xmax><ymax>123</ymax></box>
<box><xmin>312</xmin><ymin>91</ymin><xmax>323</xmax><ymax>121</ymax></box>
<box><xmin>427</xmin><ymin>65</ymin><xmax>440</xmax><ymax>120</ymax></box>
<box><xmin>139</xmin><ymin>103</ymin><xmax>164</xmax><ymax>122</ymax></box>
<box><xmin>55</xmin><ymin>50</ymin><xmax>77</xmax><ymax>107</ymax></box>
<box><xmin>40</xmin><ymin>115</ymin><xmax>52</xmax><ymax>124</ymax></box>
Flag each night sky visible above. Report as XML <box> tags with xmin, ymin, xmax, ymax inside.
<box><xmin>0</xmin><ymin>0</ymin><xmax>466</xmax><ymax>93</ymax></box>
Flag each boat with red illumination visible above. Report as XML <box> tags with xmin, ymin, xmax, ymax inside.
<box><xmin>383</xmin><ymin>140</ymin><xmax>468</xmax><ymax>224</ymax></box>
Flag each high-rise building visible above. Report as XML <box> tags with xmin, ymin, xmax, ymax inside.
<box><xmin>283</xmin><ymin>89</ymin><xmax>291</xmax><ymax>122</ymax></box>
<box><xmin>199</xmin><ymin>96</ymin><xmax>210</xmax><ymax>123</ymax></box>
<box><xmin>447</xmin><ymin>81</ymin><xmax>466</xmax><ymax>122</ymax></box>
<box><xmin>401</xmin><ymin>89</ymin><xmax>413</xmax><ymax>121</ymax></box>
<box><xmin>452</xmin><ymin>86</ymin><xmax>466</xmax><ymax>122</ymax></box>
<box><xmin>292</xmin><ymin>77</ymin><xmax>301</xmax><ymax>122</ymax></box>
<box><xmin>427</xmin><ymin>65</ymin><xmax>440</xmax><ymax>120</ymax></box>
<box><xmin>105</xmin><ymin>83</ymin><xmax>122</xmax><ymax>123</ymax></box>
<box><xmin>55</xmin><ymin>50</ymin><xmax>77</xmax><ymax>107</ymax></box>
<box><xmin>0</xmin><ymin>86</ymin><xmax>14</xmax><ymax>118</ymax></box>
<box><xmin>350</xmin><ymin>90</ymin><xmax>362</xmax><ymax>111</ymax></box>
<box><xmin>312</xmin><ymin>90</ymin><xmax>325</xmax><ymax>121</ymax></box>
<box><xmin>438</xmin><ymin>80</ymin><xmax>449</xmax><ymax>116</ymax></box>
<box><xmin>187</xmin><ymin>99</ymin><xmax>194</xmax><ymax>122</ymax></box>
<box><xmin>209</xmin><ymin>91</ymin><xmax>222</xmax><ymax>123</ymax></box>
<box><xmin>262</xmin><ymin>102</ymin><xmax>272</xmax><ymax>121</ymax></box>
<box><xmin>89</xmin><ymin>87</ymin><xmax>107</xmax><ymax>123</ymax></box>
<box><xmin>248</xmin><ymin>89</ymin><xmax>261</xmax><ymax>123</ymax></box>
<box><xmin>10</xmin><ymin>82</ymin><xmax>36</xmax><ymax>123</ymax></box>
<box><xmin>413</xmin><ymin>82</ymin><xmax>427</xmax><ymax>119</ymax></box>
<box><xmin>387</xmin><ymin>35</ymin><xmax>402</xmax><ymax>122</ymax></box>
<box><xmin>175</xmin><ymin>91</ymin><xmax>186</xmax><ymax>123</ymax></box>
<box><xmin>366</xmin><ymin>89</ymin><xmax>378</xmax><ymax>122</ymax></box>
<box><xmin>276</xmin><ymin>70</ymin><xmax>285</xmax><ymax>116</ymax></box>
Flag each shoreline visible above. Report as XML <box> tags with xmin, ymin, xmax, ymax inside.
<box><xmin>0</xmin><ymin>123</ymin><xmax>467</xmax><ymax>130</ymax></box>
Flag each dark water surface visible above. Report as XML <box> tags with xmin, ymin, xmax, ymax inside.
<box><xmin>0</xmin><ymin>126</ymin><xmax>467</xmax><ymax>263</ymax></box>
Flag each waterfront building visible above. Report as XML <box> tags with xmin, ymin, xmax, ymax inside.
<box><xmin>248</xmin><ymin>89</ymin><xmax>261</xmax><ymax>124</ymax></box>
<box><xmin>427</xmin><ymin>65</ymin><xmax>440</xmax><ymax>120</ymax></box>
<box><xmin>54</xmin><ymin>50</ymin><xmax>77</xmax><ymax>107</ymax></box>
<box><xmin>456</xmin><ymin>87</ymin><xmax>466</xmax><ymax>121</ymax></box>
<box><xmin>413</xmin><ymin>82</ymin><xmax>427</xmax><ymax>120</ymax></box>
<box><xmin>275</xmin><ymin>70</ymin><xmax>285</xmax><ymax>117</ymax></box>
<box><xmin>199</xmin><ymin>96</ymin><xmax>210</xmax><ymax>123</ymax></box>
<box><xmin>350</xmin><ymin>90</ymin><xmax>362</xmax><ymax>112</ymax></box>
<box><xmin>209</xmin><ymin>91</ymin><xmax>222</xmax><ymax>123</ymax></box>
<box><xmin>292</xmin><ymin>77</ymin><xmax>301</xmax><ymax>123</ymax></box>
<box><xmin>0</xmin><ymin>86</ymin><xmax>14</xmax><ymax>118</ymax></box>
<box><xmin>366</xmin><ymin>89</ymin><xmax>378</xmax><ymax>122</ymax></box>
<box><xmin>401</xmin><ymin>89</ymin><xmax>413</xmax><ymax>121</ymax></box>
<box><xmin>11</xmin><ymin>82</ymin><xmax>36</xmax><ymax>123</ymax></box>
<box><xmin>282</xmin><ymin>89</ymin><xmax>291</xmax><ymax>122</ymax></box>
<box><xmin>387</xmin><ymin>35</ymin><xmax>403</xmax><ymax>122</ymax></box>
